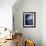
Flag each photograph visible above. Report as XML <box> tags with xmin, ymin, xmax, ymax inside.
<box><xmin>23</xmin><ymin>12</ymin><xmax>36</xmax><ymax>28</ymax></box>
<box><xmin>0</xmin><ymin>0</ymin><xmax>45</xmax><ymax>46</ymax></box>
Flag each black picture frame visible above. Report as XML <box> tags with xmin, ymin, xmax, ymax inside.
<box><xmin>23</xmin><ymin>12</ymin><xmax>36</xmax><ymax>28</ymax></box>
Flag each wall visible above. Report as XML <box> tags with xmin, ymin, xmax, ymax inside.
<box><xmin>0</xmin><ymin>0</ymin><xmax>16</xmax><ymax>30</ymax></box>
<box><xmin>13</xmin><ymin>0</ymin><xmax>42</xmax><ymax>46</ymax></box>
<box><xmin>41</xmin><ymin>0</ymin><xmax>46</xmax><ymax>46</ymax></box>
<box><xmin>0</xmin><ymin>0</ymin><xmax>17</xmax><ymax>38</ymax></box>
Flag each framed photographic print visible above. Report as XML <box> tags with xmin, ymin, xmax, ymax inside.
<box><xmin>23</xmin><ymin>12</ymin><xmax>36</xmax><ymax>28</ymax></box>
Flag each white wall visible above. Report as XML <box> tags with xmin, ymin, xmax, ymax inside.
<box><xmin>41</xmin><ymin>0</ymin><xmax>46</xmax><ymax>46</ymax></box>
<box><xmin>0</xmin><ymin>0</ymin><xmax>16</xmax><ymax>30</ymax></box>
<box><xmin>13</xmin><ymin>0</ymin><xmax>41</xmax><ymax>46</ymax></box>
<box><xmin>13</xmin><ymin>0</ymin><xmax>46</xmax><ymax>46</ymax></box>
